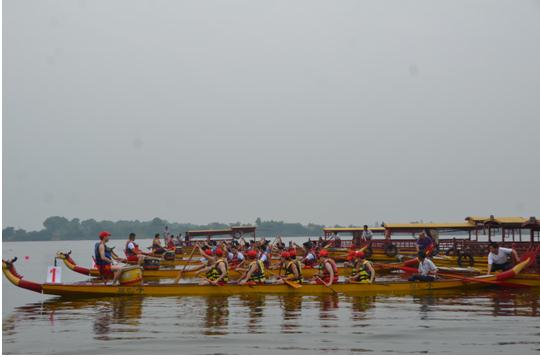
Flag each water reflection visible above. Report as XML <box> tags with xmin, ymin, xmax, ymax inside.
<box><xmin>279</xmin><ymin>295</ymin><xmax>302</xmax><ymax>333</ymax></box>
<box><xmin>238</xmin><ymin>294</ymin><xmax>266</xmax><ymax>334</ymax></box>
<box><xmin>202</xmin><ymin>296</ymin><xmax>229</xmax><ymax>335</ymax></box>
<box><xmin>348</xmin><ymin>296</ymin><xmax>376</xmax><ymax>321</ymax></box>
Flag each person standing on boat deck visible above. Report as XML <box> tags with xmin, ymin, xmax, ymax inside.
<box><xmin>152</xmin><ymin>233</ymin><xmax>166</xmax><ymax>254</ymax></box>
<box><xmin>415</xmin><ymin>232</ymin><xmax>433</xmax><ymax>254</ymax></box>
<box><xmin>361</xmin><ymin>225</ymin><xmax>373</xmax><ymax>244</ymax></box>
<box><xmin>312</xmin><ymin>249</ymin><xmax>338</xmax><ymax>287</ymax></box>
<box><xmin>238</xmin><ymin>250</ymin><xmax>266</xmax><ymax>284</ymax></box>
<box><xmin>408</xmin><ymin>252</ymin><xmax>438</xmax><ymax>282</ymax></box>
<box><xmin>487</xmin><ymin>242</ymin><xmax>519</xmax><ymax>274</ymax></box>
<box><xmin>125</xmin><ymin>233</ymin><xmax>145</xmax><ymax>265</ymax></box>
<box><xmin>95</xmin><ymin>231</ymin><xmax>123</xmax><ymax>284</ymax></box>
<box><xmin>346</xmin><ymin>251</ymin><xmax>375</xmax><ymax>283</ymax></box>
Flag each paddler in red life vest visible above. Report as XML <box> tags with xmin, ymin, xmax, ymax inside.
<box><xmin>125</xmin><ymin>233</ymin><xmax>145</xmax><ymax>265</ymax></box>
<box><xmin>200</xmin><ymin>248</ymin><xmax>229</xmax><ymax>286</ymax></box>
<box><xmin>165</xmin><ymin>233</ymin><xmax>176</xmax><ymax>250</ymax></box>
<box><xmin>346</xmin><ymin>251</ymin><xmax>375</xmax><ymax>284</ymax></box>
<box><xmin>311</xmin><ymin>249</ymin><xmax>338</xmax><ymax>287</ymax></box>
<box><xmin>95</xmin><ymin>231</ymin><xmax>123</xmax><ymax>284</ymax></box>
<box><xmin>238</xmin><ymin>250</ymin><xmax>266</xmax><ymax>285</ymax></box>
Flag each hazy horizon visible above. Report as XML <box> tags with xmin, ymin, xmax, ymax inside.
<box><xmin>4</xmin><ymin>0</ymin><xmax>540</xmax><ymax>231</ymax></box>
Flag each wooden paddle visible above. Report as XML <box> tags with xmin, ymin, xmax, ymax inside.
<box><xmin>174</xmin><ymin>246</ymin><xmax>197</xmax><ymax>283</ymax></box>
<box><xmin>316</xmin><ymin>277</ymin><xmax>337</xmax><ymax>294</ymax></box>
<box><xmin>436</xmin><ymin>272</ymin><xmax>530</xmax><ymax>289</ymax></box>
<box><xmin>399</xmin><ymin>266</ymin><xmax>527</xmax><ymax>288</ymax></box>
<box><xmin>268</xmin><ymin>271</ymin><xmax>302</xmax><ymax>289</ymax></box>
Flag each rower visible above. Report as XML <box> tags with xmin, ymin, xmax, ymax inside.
<box><xmin>125</xmin><ymin>233</ymin><xmax>145</xmax><ymax>265</ymax></box>
<box><xmin>277</xmin><ymin>251</ymin><xmax>302</xmax><ymax>284</ymax></box>
<box><xmin>95</xmin><ymin>231</ymin><xmax>123</xmax><ymax>284</ymax></box>
<box><xmin>312</xmin><ymin>249</ymin><xmax>338</xmax><ymax>287</ymax></box>
<box><xmin>259</xmin><ymin>244</ymin><xmax>271</xmax><ymax>269</ymax></box>
<box><xmin>152</xmin><ymin>233</ymin><xmax>166</xmax><ymax>254</ymax></box>
<box><xmin>302</xmin><ymin>246</ymin><xmax>318</xmax><ymax>268</ymax></box>
<box><xmin>238</xmin><ymin>250</ymin><xmax>266</xmax><ymax>285</ymax></box>
<box><xmin>346</xmin><ymin>251</ymin><xmax>375</xmax><ymax>284</ymax></box>
<box><xmin>191</xmin><ymin>245</ymin><xmax>216</xmax><ymax>277</ymax></box>
<box><xmin>165</xmin><ymin>234</ymin><xmax>176</xmax><ymax>250</ymax></box>
<box><xmin>228</xmin><ymin>246</ymin><xmax>245</xmax><ymax>269</ymax></box>
<box><xmin>408</xmin><ymin>251</ymin><xmax>438</xmax><ymax>282</ymax></box>
<box><xmin>487</xmin><ymin>242</ymin><xmax>519</xmax><ymax>274</ymax></box>
<box><xmin>201</xmin><ymin>248</ymin><xmax>229</xmax><ymax>285</ymax></box>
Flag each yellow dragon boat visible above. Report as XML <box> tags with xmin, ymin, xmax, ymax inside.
<box><xmin>2</xmin><ymin>256</ymin><xmax>534</xmax><ymax>298</ymax></box>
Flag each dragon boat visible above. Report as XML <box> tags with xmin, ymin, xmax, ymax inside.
<box><xmin>2</xmin><ymin>256</ymin><xmax>534</xmax><ymax>298</ymax></box>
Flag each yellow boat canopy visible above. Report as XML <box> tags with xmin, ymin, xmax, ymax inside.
<box><xmin>323</xmin><ymin>227</ymin><xmax>385</xmax><ymax>233</ymax></box>
<box><xmin>383</xmin><ymin>222</ymin><xmax>476</xmax><ymax>231</ymax></box>
<box><xmin>186</xmin><ymin>226</ymin><xmax>256</xmax><ymax>239</ymax></box>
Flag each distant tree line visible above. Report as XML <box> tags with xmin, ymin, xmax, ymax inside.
<box><xmin>2</xmin><ymin>216</ymin><xmax>336</xmax><ymax>241</ymax></box>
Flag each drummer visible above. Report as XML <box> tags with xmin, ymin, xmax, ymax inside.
<box><xmin>125</xmin><ymin>233</ymin><xmax>145</xmax><ymax>265</ymax></box>
<box><xmin>152</xmin><ymin>233</ymin><xmax>166</xmax><ymax>254</ymax></box>
<box><xmin>95</xmin><ymin>231</ymin><xmax>123</xmax><ymax>284</ymax></box>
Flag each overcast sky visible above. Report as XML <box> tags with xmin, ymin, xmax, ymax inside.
<box><xmin>3</xmin><ymin>0</ymin><xmax>540</xmax><ymax>231</ymax></box>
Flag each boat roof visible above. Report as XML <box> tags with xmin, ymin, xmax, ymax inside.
<box><xmin>186</xmin><ymin>226</ymin><xmax>256</xmax><ymax>238</ymax></box>
<box><xmin>323</xmin><ymin>227</ymin><xmax>385</xmax><ymax>233</ymax></box>
<box><xmin>383</xmin><ymin>222</ymin><xmax>476</xmax><ymax>231</ymax></box>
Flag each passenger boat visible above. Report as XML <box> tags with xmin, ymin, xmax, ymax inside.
<box><xmin>2</xmin><ymin>256</ymin><xmax>533</xmax><ymax>298</ymax></box>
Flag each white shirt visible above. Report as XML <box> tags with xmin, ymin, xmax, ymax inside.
<box><xmin>228</xmin><ymin>252</ymin><xmax>245</xmax><ymax>261</ymax></box>
<box><xmin>488</xmin><ymin>247</ymin><xmax>513</xmax><ymax>265</ymax></box>
<box><xmin>362</xmin><ymin>230</ymin><xmax>373</xmax><ymax>240</ymax></box>
<box><xmin>305</xmin><ymin>252</ymin><xmax>315</xmax><ymax>261</ymax></box>
<box><xmin>418</xmin><ymin>258</ymin><xmax>437</xmax><ymax>276</ymax></box>
<box><xmin>127</xmin><ymin>242</ymin><xmax>135</xmax><ymax>250</ymax></box>
<box><xmin>260</xmin><ymin>253</ymin><xmax>268</xmax><ymax>262</ymax></box>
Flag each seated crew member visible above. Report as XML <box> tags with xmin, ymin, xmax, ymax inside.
<box><xmin>228</xmin><ymin>246</ymin><xmax>245</xmax><ymax>270</ymax></box>
<box><xmin>201</xmin><ymin>248</ymin><xmax>229</xmax><ymax>285</ymax></box>
<box><xmin>95</xmin><ymin>231</ymin><xmax>123</xmax><ymax>284</ymax></box>
<box><xmin>415</xmin><ymin>232</ymin><xmax>433</xmax><ymax>254</ymax></box>
<box><xmin>259</xmin><ymin>244</ymin><xmax>272</xmax><ymax>269</ymax></box>
<box><xmin>312</xmin><ymin>249</ymin><xmax>338</xmax><ymax>287</ymax></box>
<box><xmin>125</xmin><ymin>233</ymin><xmax>145</xmax><ymax>265</ymax></box>
<box><xmin>152</xmin><ymin>233</ymin><xmax>166</xmax><ymax>254</ymax></box>
<box><xmin>302</xmin><ymin>246</ymin><xmax>318</xmax><ymax>268</ymax></box>
<box><xmin>165</xmin><ymin>234</ymin><xmax>176</xmax><ymax>250</ymax></box>
<box><xmin>191</xmin><ymin>245</ymin><xmax>216</xmax><ymax>277</ymax></box>
<box><xmin>346</xmin><ymin>251</ymin><xmax>375</xmax><ymax>283</ymax></box>
<box><xmin>408</xmin><ymin>251</ymin><xmax>438</xmax><ymax>282</ymax></box>
<box><xmin>487</xmin><ymin>242</ymin><xmax>519</xmax><ymax>274</ymax></box>
<box><xmin>238</xmin><ymin>250</ymin><xmax>266</xmax><ymax>285</ymax></box>
<box><xmin>276</xmin><ymin>251</ymin><xmax>302</xmax><ymax>284</ymax></box>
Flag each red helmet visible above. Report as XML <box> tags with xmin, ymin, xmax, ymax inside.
<box><xmin>204</xmin><ymin>249</ymin><xmax>213</xmax><ymax>256</ymax></box>
<box><xmin>215</xmin><ymin>248</ymin><xmax>224</xmax><ymax>256</ymax></box>
<box><xmin>319</xmin><ymin>249</ymin><xmax>329</xmax><ymax>257</ymax></box>
<box><xmin>281</xmin><ymin>251</ymin><xmax>290</xmax><ymax>259</ymax></box>
<box><xmin>355</xmin><ymin>251</ymin><xmax>365</xmax><ymax>259</ymax></box>
<box><xmin>99</xmin><ymin>231</ymin><xmax>111</xmax><ymax>239</ymax></box>
<box><xmin>246</xmin><ymin>250</ymin><xmax>258</xmax><ymax>259</ymax></box>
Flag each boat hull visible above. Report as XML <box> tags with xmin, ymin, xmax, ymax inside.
<box><xmin>40</xmin><ymin>279</ymin><xmax>484</xmax><ymax>297</ymax></box>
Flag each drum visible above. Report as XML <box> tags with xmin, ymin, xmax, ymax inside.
<box><xmin>142</xmin><ymin>258</ymin><xmax>160</xmax><ymax>270</ymax></box>
<box><xmin>163</xmin><ymin>251</ymin><xmax>175</xmax><ymax>261</ymax></box>
<box><xmin>119</xmin><ymin>266</ymin><xmax>143</xmax><ymax>285</ymax></box>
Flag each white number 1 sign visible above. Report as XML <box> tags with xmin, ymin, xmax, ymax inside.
<box><xmin>46</xmin><ymin>266</ymin><xmax>62</xmax><ymax>283</ymax></box>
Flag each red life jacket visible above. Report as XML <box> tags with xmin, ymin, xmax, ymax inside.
<box><xmin>125</xmin><ymin>240</ymin><xmax>139</xmax><ymax>257</ymax></box>
<box><xmin>320</xmin><ymin>258</ymin><xmax>339</xmax><ymax>282</ymax></box>
<box><xmin>166</xmin><ymin>239</ymin><xmax>175</xmax><ymax>250</ymax></box>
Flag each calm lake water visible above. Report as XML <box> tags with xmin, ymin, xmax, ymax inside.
<box><xmin>3</xmin><ymin>240</ymin><xmax>540</xmax><ymax>354</ymax></box>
